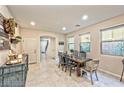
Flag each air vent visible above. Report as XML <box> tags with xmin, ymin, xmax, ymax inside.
<box><xmin>75</xmin><ymin>24</ymin><xmax>80</xmax><ymax>27</ymax></box>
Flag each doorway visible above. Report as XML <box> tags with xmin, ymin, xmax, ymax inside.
<box><xmin>40</xmin><ymin>36</ymin><xmax>56</xmax><ymax>62</ymax></box>
<box><xmin>40</xmin><ymin>39</ymin><xmax>49</xmax><ymax>54</ymax></box>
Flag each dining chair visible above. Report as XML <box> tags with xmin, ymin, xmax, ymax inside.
<box><xmin>63</xmin><ymin>55</ymin><xmax>77</xmax><ymax>76</ymax></box>
<box><xmin>74</xmin><ymin>50</ymin><xmax>79</xmax><ymax>58</ymax></box>
<box><xmin>60</xmin><ymin>53</ymin><xmax>67</xmax><ymax>71</ymax></box>
<box><xmin>81</xmin><ymin>59</ymin><xmax>99</xmax><ymax>85</ymax></box>
<box><xmin>120</xmin><ymin>59</ymin><xmax>124</xmax><ymax>81</ymax></box>
<box><xmin>78</xmin><ymin>51</ymin><xmax>86</xmax><ymax>60</ymax></box>
<box><xmin>58</xmin><ymin>52</ymin><xmax>66</xmax><ymax>70</ymax></box>
<box><xmin>58</xmin><ymin>53</ymin><xmax>69</xmax><ymax>71</ymax></box>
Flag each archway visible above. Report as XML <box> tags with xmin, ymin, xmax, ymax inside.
<box><xmin>40</xmin><ymin>36</ymin><xmax>57</xmax><ymax>62</ymax></box>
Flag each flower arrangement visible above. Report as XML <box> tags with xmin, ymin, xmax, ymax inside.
<box><xmin>3</xmin><ymin>18</ymin><xmax>17</xmax><ymax>36</ymax></box>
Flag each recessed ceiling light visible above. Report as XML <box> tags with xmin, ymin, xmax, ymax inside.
<box><xmin>30</xmin><ymin>21</ymin><xmax>35</xmax><ymax>26</ymax></box>
<box><xmin>82</xmin><ymin>15</ymin><xmax>88</xmax><ymax>20</ymax></box>
<box><xmin>62</xmin><ymin>27</ymin><xmax>67</xmax><ymax>31</ymax></box>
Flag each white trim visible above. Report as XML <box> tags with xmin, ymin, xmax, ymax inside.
<box><xmin>98</xmin><ymin>68</ymin><xmax>121</xmax><ymax>79</ymax></box>
<box><xmin>100</xmin><ymin>23</ymin><xmax>124</xmax><ymax>31</ymax></box>
<box><xmin>79</xmin><ymin>32</ymin><xmax>90</xmax><ymax>36</ymax></box>
<box><xmin>67</xmin><ymin>36</ymin><xmax>74</xmax><ymax>38</ymax></box>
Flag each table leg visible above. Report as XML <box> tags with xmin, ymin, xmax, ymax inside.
<box><xmin>76</xmin><ymin>63</ymin><xmax>81</xmax><ymax>77</ymax></box>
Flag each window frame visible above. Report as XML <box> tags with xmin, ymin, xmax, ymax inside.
<box><xmin>67</xmin><ymin>36</ymin><xmax>75</xmax><ymax>52</ymax></box>
<box><xmin>79</xmin><ymin>32</ymin><xmax>91</xmax><ymax>53</ymax></box>
<box><xmin>100</xmin><ymin>24</ymin><xmax>124</xmax><ymax>56</ymax></box>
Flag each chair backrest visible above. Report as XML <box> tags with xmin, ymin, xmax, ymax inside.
<box><xmin>74</xmin><ymin>50</ymin><xmax>79</xmax><ymax>58</ymax></box>
<box><xmin>63</xmin><ymin>54</ymin><xmax>70</xmax><ymax>64</ymax></box>
<box><xmin>85</xmin><ymin>60</ymin><xmax>99</xmax><ymax>71</ymax></box>
<box><xmin>79</xmin><ymin>52</ymin><xmax>86</xmax><ymax>60</ymax></box>
<box><xmin>58</xmin><ymin>52</ymin><xmax>61</xmax><ymax>55</ymax></box>
<box><xmin>58</xmin><ymin>52</ymin><xmax>62</xmax><ymax>62</ymax></box>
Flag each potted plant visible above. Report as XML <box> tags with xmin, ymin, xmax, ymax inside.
<box><xmin>3</xmin><ymin>18</ymin><xmax>17</xmax><ymax>36</ymax></box>
<box><xmin>70</xmin><ymin>49</ymin><xmax>74</xmax><ymax>57</ymax></box>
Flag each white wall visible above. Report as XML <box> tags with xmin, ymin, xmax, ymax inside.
<box><xmin>0</xmin><ymin>5</ymin><xmax>12</xmax><ymax>18</ymax></box>
<box><xmin>50</xmin><ymin>38</ymin><xmax>56</xmax><ymax>58</ymax></box>
<box><xmin>0</xmin><ymin>5</ymin><xmax>12</xmax><ymax>66</ymax></box>
<box><xmin>20</xmin><ymin>28</ymin><xmax>65</xmax><ymax>63</ymax></box>
<box><xmin>66</xmin><ymin>14</ymin><xmax>124</xmax><ymax>77</ymax></box>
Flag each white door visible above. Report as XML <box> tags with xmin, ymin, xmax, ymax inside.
<box><xmin>22</xmin><ymin>38</ymin><xmax>37</xmax><ymax>64</ymax></box>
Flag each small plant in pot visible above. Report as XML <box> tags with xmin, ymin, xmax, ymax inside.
<box><xmin>70</xmin><ymin>49</ymin><xmax>74</xmax><ymax>57</ymax></box>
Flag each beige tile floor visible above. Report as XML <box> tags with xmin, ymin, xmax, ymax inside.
<box><xmin>26</xmin><ymin>56</ymin><xmax>124</xmax><ymax>87</ymax></box>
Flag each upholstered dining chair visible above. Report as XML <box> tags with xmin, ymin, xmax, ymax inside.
<box><xmin>63</xmin><ymin>55</ymin><xmax>77</xmax><ymax>76</ymax></box>
<box><xmin>58</xmin><ymin>52</ymin><xmax>66</xmax><ymax>71</ymax></box>
<box><xmin>58</xmin><ymin>53</ymin><xmax>69</xmax><ymax>71</ymax></box>
<box><xmin>74</xmin><ymin>50</ymin><xmax>79</xmax><ymax>58</ymax></box>
<box><xmin>81</xmin><ymin>59</ymin><xmax>99</xmax><ymax>85</ymax></box>
<box><xmin>120</xmin><ymin>59</ymin><xmax>124</xmax><ymax>81</ymax></box>
<box><xmin>78</xmin><ymin>51</ymin><xmax>86</xmax><ymax>60</ymax></box>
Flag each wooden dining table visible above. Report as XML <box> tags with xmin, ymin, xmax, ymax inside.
<box><xmin>68</xmin><ymin>56</ymin><xmax>92</xmax><ymax>77</ymax></box>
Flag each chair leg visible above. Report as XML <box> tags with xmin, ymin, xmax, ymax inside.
<box><xmin>62</xmin><ymin>65</ymin><xmax>64</xmax><ymax>71</ymax></box>
<box><xmin>69</xmin><ymin>67</ymin><xmax>72</xmax><ymax>76</ymax></box>
<box><xmin>95</xmin><ymin>71</ymin><xmax>98</xmax><ymax>81</ymax></box>
<box><xmin>82</xmin><ymin>71</ymin><xmax>87</xmax><ymax>76</ymax></box>
<box><xmin>65</xmin><ymin>66</ymin><xmax>67</xmax><ymax>72</ymax></box>
<box><xmin>80</xmin><ymin>70</ymin><xmax>83</xmax><ymax>76</ymax></box>
<box><xmin>58</xmin><ymin>63</ymin><xmax>60</xmax><ymax>68</ymax></box>
<box><xmin>120</xmin><ymin>67</ymin><xmax>124</xmax><ymax>81</ymax></box>
<box><xmin>85</xmin><ymin>72</ymin><xmax>87</xmax><ymax>76</ymax></box>
<box><xmin>90</xmin><ymin>71</ymin><xmax>93</xmax><ymax>85</ymax></box>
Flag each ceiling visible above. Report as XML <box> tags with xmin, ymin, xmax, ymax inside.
<box><xmin>7</xmin><ymin>5</ymin><xmax>124</xmax><ymax>34</ymax></box>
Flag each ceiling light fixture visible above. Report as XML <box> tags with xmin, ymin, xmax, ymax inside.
<box><xmin>30</xmin><ymin>21</ymin><xmax>35</xmax><ymax>26</ymax></box>
<box><xmin>82</xmin><ymin>15</ymin><xmax>88</xmax><ymax>20</ymax></box>
<box><xmin>62</xmin><ymin>27</ymin><xmax>67</xmax><ymax>31</ymax></box>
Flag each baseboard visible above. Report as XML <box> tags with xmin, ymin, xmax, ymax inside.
<box><xmin>98</xmin><ymin>68</ymin><xmax>121</xmax><ymax>79</ymax></box>
<box><xmin>28</xmin><ymin>62</ymin><xmax>37</xmax><ymax>65</ymax></box>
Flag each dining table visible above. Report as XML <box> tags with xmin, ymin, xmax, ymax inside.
<box><xmin>68</xmin><ymin>56</ymin><xmax>92</xmax><ymax>77</ymax></box>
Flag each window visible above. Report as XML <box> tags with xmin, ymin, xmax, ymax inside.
<box><xmin>80</xmin><ymin>33</ymin><xmax>91</xmax><ymax>52</ymax></box>
<box><xmin>101</xmin><ymin>25</ymin><xmax>124</xmax><ymax>56</ymax></box>
<box><xmin>67</xmin><ymin>37</ymin><xmax>74</xmax><ymax>52</ymax></box>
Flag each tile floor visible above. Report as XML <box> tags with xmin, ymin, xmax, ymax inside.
<box><xmin>26</xmin><ymin>56</ymin><xmax>124</xmax><ymax>87</ymax></box>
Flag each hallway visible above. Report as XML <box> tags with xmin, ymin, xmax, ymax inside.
<box><xmin>26</xmin><ymin>58</ymin><xmax>124</xmax><ymax>87</ymax></box>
